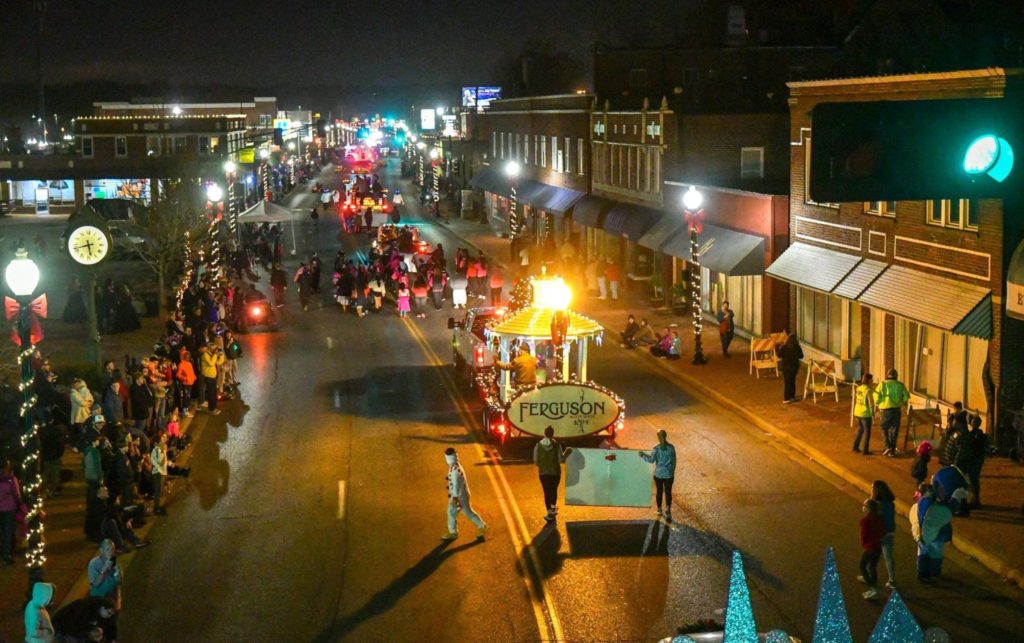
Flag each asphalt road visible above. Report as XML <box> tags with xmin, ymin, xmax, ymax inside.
<box><xmin>117</xmin><ymin>160</ymin><xmax>1024</xmax><ymax>642</ymax></box>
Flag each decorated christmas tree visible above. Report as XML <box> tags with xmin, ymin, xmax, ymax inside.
<box><xmin>813</xmin><ymin>547</ymin><xmax>853</xmax><ymax>643</ymax></box>
<box><xmin>869</xmin><ymin>591</ymin><xmax>923</xmax><ymax>643</ymax></box>
<box><xmin>723</xmin><ymin>551</ymin><xmax>757</xmax><ymax>643</ymax></box>
<box><xmin>507</xmin><ymin>277</ymin><xmax>534</xmax><ymax>313</ymax></box>
<box><xmin>765</xmin><ymin>631</ymin><xmax>790</xmax><ymax>643</ymax></box>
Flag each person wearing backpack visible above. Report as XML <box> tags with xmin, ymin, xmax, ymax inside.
<box><xmin>533</xmin><ymin>426</ymin><xmax>573</xmax><ymax>522</ymax></box>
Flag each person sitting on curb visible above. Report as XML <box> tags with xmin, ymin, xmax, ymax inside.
<box><xmin>619</xmin><ymin>315</ymin><xmax>640</xmax><ymax>348</ymax></box>
<box><xmin>628</xmin><ymin>318</ymin><xmax>658</xmax><ymax>348</ymax></box>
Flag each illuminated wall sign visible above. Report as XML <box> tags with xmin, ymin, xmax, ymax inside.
<box><xmin>420</xmin><ymin>108</ymin><xmax>436</xmax><ymax>130</ymax></box>
<box><xmin>461</xmin><ymin>87</ymin><xmax>478</xmax><ymax>109</ymax></box>
<box><xmin>476</xmin><ymin>87</ymin><xmax>502</xmax><ymax>112</ymax></box>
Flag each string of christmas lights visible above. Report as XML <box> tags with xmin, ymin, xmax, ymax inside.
<box><xmin>17</xmin><ymin>343</ymin><xmax>46</xmax><ymax>569</ymax></box>
<box><xmin>688</xmin><ymin>220</ymin><xmax>706</xmax><ymax>365</ymax></box>
<box><xmin>174</xmin><ymin>231</ymin><xmax>194</xmax><ymax>314</ymax></box>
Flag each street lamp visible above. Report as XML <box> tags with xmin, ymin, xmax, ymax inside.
<box><xmin>5</xmin><ymin>248</ymin><xmax>46</xmax><ymax>587</ymax></box>
<box><xmin>682</xmin><ymin>186</ymin><xmax>706</xmax><ymax>365</ymax></box>
<box><xmin>504</xmin><ymin>161</ymin><xmax>521</xmax><ymax>263</ymax></box>
<box><xmin>206</xmin><ymin>183</ymin><xmax>224</xmax><ymax>203</ymax></box>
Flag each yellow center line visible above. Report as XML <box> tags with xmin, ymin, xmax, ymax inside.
<box><xmin>402</xmin><ymin>317</ymin><xmax>565</xmax><ymax>642</ymax></box>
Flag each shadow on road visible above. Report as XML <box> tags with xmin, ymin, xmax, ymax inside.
<box><xmin>310</xmin><ymin>539</ymin><xmax>484</xmax><ymax>643</ymax></box>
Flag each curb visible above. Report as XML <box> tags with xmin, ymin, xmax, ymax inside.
<box><xmin>429</xmin><ymin>215</ymin><xmax>1024</xmax><ymax>592</ymax></box>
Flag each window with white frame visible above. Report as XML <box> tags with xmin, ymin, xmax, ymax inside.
<box><xmin>491</xmin><ymin>132</ymin><xmax>497</xmax><ymax>158</ymax></box>
<box><xmin>146</xmin><ymin>136</ymin><xmax>161</xmax><ymax>157</ymax></box>
<box><xmin>564</xmin><ymin>137</ymin><xmax>571</xmax><ymax>174</ymax></box>
<box><xmin>540</xmin><ymin>135</ymin><xmax>547</xmax><ymax>167</ymax></box>
<box><xmin>577</xmin><ymin>138</ymin><xmax>585</xmax><ymax>174</ymax></box>
<box><xmin>173</xmin><ymin>136</ymin><xmax>187</xmax><ymax>154</ymax></box>
<box><xmin>81</xmin><ymin>137</ymin><xmax>94</xmax><ymax>158</ymax></box>
<box><xmin>740</xmin><ymin>147</ymin><xmax>764</xmax><ymax>179</ymax></box>
<box><xmin>796</xmin><ymin>287</ymin><xmax>847</xmax><ymax>356</ymax></box>
<box><xmin>803</xmin><ymin>137</ymin><xmax>838</xmax><ymax>208</ymax></box>
<box><xmin>515</xmin><ymin>134</ymin><xmax>521</xmax><ymax>161</ymax></box>
<box><xmin>551</xmin><ymin>137</ymin><xmax>559</xmax><ymax>172</ymax></box>
<box><xmin>926</xmin><ymin>199</ymin><xmax>978</xmax><ymax>230</ymax></box>
<box><xmin>524</xmin><ymin>134</ymin><xmax>530</xmax><ymax>164</ymax></box>
<box><xmin>864</xmin><ymin>201</ymin><xmax>896</xmax><ymax>217</ymax></box>
<box><xmin>115</xmin><ymin>136</ymin><xmax>127</xmax><ymax>157</ymax></box>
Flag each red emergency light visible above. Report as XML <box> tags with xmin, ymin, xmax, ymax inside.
<box><xmin>474</xmin><ymin>345</ymin><xmax>485</xmax><ymax>365</ymax></box>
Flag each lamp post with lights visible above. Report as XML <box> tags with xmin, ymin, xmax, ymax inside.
<box><xmin>504</xmin><ymin>160</ymin><xmax>521</xmax><ymax>264</ymax></box>
<box><xmin>223</xmin><ymin>161</ymin><xmax>238</xmax><ymax>240</ymax></box>
<box><xmin>682</xmin><ymin>186</ymin><xmax>706</xmax><ymax>365</ymax></box>
<box><xmin>260</xmin><ymin>148</ymin><xmax>271</xmax><ymax>201</ymax></box>
<box><xmin>6</xmin><ymin>248</ymin><xmax>46</xmax><ymax>588</ymax></box>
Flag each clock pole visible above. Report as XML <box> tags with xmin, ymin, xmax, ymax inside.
<box><xmin>83</xmin><ymin>269</ymin><xmax>101</xmax><ymax>365</ymax></box>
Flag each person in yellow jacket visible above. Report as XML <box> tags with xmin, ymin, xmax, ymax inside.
<box><xmin>876</xmin><ymin>368</ymin><xmax>911</xmax><ymax>457</ymax></box>
<box><xmin>853</xmin><ymin>372</ymin><xmax>877</xmax><ymax>455</ymax></box>
<box><xmin>200</xmin><ymin>342</ymin><xmax>225</xmax><ymax>415</ymax></box>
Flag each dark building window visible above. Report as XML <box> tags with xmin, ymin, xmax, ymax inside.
<box><xmin>629</xmin><ymin>68</ymin><xmax>648</xmax><ymax>92</ymax></box>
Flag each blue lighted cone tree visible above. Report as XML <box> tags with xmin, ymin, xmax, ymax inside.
<box><xmin>869</xmin><ymin>591</ymin><xmax>923</xmax><ymax>643</ymax></box>
<box><xmin>813</xmin><ymin>547</ymin><xmax>853</xmax><ymax>643</ymax></box>
<box><xmin>765</xmin><ymin>631</ymin><xmax>790</xmax><ymax>643</ymax></box>
<box><xmin>723</xmin><ymin>551</ymin><xmax>757</xmax><ymax>643</ymax></box>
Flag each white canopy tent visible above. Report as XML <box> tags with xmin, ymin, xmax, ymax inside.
<box><xmin>236</xmin><ymin>200</ymin><xmax>307</xmax><ymax>255</ymax></box>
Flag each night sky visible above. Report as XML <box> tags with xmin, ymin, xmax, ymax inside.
<box><xmin>0</xmin><ymin>0</ymin><xmax>667</xmax><ymax>88</ymax></box>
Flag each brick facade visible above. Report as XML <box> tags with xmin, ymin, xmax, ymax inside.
<box><xmin>784</xmin><ymin>68</ymin><xmax>1024</xmax><ymax>440</ymax></box>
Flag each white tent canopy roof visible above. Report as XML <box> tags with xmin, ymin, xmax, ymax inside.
<box><xmin>237</xmin><ymin>200</ymin><xmax>304</xmax><ymax>223</ymax></box>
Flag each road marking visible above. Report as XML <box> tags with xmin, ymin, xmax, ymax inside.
<box><xmin>402</xmin><ymin>318</ymin><xmax>564</xmax><ymax>642</ymax></box>
<box><xmin>337</xmin><ymin>480</ymin><xmax>347</xmax><ymax>520</ymax></box>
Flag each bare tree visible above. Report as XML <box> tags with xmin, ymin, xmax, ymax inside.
<box><xmin>124</xmin><ymin>181</ymin><xmax>209</xmax><ymax>318</ymax></box>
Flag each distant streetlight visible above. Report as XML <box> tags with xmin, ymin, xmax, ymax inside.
<box><xmin>435</xmin><ymin>106</ymin><xmax>444</xmax><ymax>115</ymax></box>
<box><xmin>429</xmin><ymin>148</ymin><xmax>439</xmax><ymax>160</ymax></box>
<box><xmin>416</xmin><ymin>141</ymin><xmax>426</xmax><ymax>150</ymax></box>
<box><xmin>223</xmin><ymin>161</ymin><xmax>237</xmax><ymax>174</ymax></box>
<box><xmin>171</xmin><ymin>106</ymin><xmax>182</xmax><ymax>116</ymax></box>
<box><xmin>206</xmin><ymin>184</ymin><xmax>224</xmax><ymax>203</ymax></box>
<box><xmin>287</xmin><ymin>142</ymin><xmax>296</xmax><ymax>151</ymax></box>
<box><xmin>682</xmin><ymin>185</ymin><xmax>706</xmax><ymax>365</ymax></box>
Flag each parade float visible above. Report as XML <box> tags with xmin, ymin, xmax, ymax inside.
<box><xmin>467</xmin><ymin>272</ymin><xmax>625</xmax><ymax>444</ymax></box>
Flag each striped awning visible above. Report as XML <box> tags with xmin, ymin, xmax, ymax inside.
<box><xmin>858</xmin><ymin>265</ymin><xmax>992</xmax><ymax>339</ymax></box>
<box><xmin>833</xmin><ymin>258</ymin><xmax>887</xmax><ymax>299</ymax></box>
<box><xmin>765</xmin><ymin>242</ymin><xmax>861</xmax><ymax>292</ymax></box>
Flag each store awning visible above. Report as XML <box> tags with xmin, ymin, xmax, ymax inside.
<box><xmin>571</xmin><ymin>195</ymin><xmax>615</xmax><ymax>228</ymax></box>
<box><xmin>660</xmin><ymin>223</ymin><xmax>765</xmax><ymax>276</ymax></box>
<box><xmin>637</xmin><ymin>213</ymin><xmax>687</xmax><ymax>252</ymax></box>
<box><xmin>523</xmin><ymin>184</ymin><xmax>586</xmax><ymax>214</ymax></box>
<box><xmin>833</xmin><ymin>258</ymin><xmax>887</xmax><ymax>300</ymax></box>
<box><xmin>602</xmin><ymin>203</ymin><xmax>662</xmax><ymax>241</ymax></box>
<box><xmin>859</xmin><ymin>265</ymin><xmax>992</xmax><ymax>339</ymax></box>
<box><xmin>468</xmin><ymin>167</ymin><xmax>509</xmax><ymax>197</ymax></box>
<box><xmin>765</xmin><ymin>242</ymin><xmax>861</xmax><ymax>293</ymax></box>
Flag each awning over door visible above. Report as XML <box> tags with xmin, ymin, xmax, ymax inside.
<box><xmin>468</xmin><ymin>167</ymin><xmax>508</xmax><ymax>197</ymax></box>
<box><xmin>833</xmin><ymin>258</ymin><xmax>887</xmax><ymax>299</ymax></box>
<box><xmin>571</xmin><ymin>196</ymin><xmax>614</xmax><ymax>228</ymax></box>
<box><xmin>637</xmin><ymin>213</ymin><xmax>687</xmax><ymax>252</ymax></box>
<box><xmin>523</xmin><ymin>184</ymin><xmax>586</xmax><ymax>214</ymax></box>
<box><xmin>765</xmin><ymin>242</ymin><xmax>861</xmax><ymax>292</ymax></box>
<box><xmin>602</xmin><ymin>203</ymin><xmax>662</xmax><ymax>241</ymax></box>
<box><xmin>858</xmin><ymin>265</ymin><xmax>992</xmax><ymax>339</ymax></box>
<box><xmin>660</xmin><ymin>223</ymin><xmax>766</xmax><ymax>276</ymax></box>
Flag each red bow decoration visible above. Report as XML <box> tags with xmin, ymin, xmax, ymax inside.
<box><xmin>684</xmin><ymin>208</ymin><xmax>704</xmax><ymax>234</ymax></box>
<box><xmin>5</xmin><ymin>294</ymin><xmax>47</xmax><ymax>346</ymax></box>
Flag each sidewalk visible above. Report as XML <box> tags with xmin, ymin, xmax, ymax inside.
<box><xmin>431</xmin><ymin>208</ymin><xmax>1024</xmax><ymax>590</ymax></box>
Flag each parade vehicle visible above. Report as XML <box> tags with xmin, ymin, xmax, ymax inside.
<box><xmin>449</xmin><ymin>274</ymin><xmax>624</xmax><ymax>444</ymax></box>
<box><xmin>376</xmin><ymin>224</ymin><xmax>430</xmax><ymax>255</ymax></box>
<box><xmin>236</xmin><ymin>292</ymin><xmax>279</xmax><ymax>333</ymax></box>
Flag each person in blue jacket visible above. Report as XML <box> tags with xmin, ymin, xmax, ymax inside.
<box><xmin>640</xmin><ymin>430</ymin><xmax>677</xmax><ymax>522</ymax></box>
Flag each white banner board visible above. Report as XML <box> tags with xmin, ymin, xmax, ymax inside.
<box><xmin>564</xmin><ymin>448</ymin><xmax>652</xmax><ymax>507</ymax></box>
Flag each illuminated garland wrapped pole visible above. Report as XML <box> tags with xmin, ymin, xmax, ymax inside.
<box><xmin>682</xmin><ymin>186</ymin><xmax>706</xmax><ymax>365</ymax></box>
<box><xmin>504</xmin><ymin>161</ymin><xmax>521</xmax><ymax>265</ymax></box>
<box><xmin>224</xmin><ymin>161</ymin><xmax>238</xmax><ymax>241</ymax></box>
<box><xmin>5</xmin><ymin>248</ymin><xmax>46</xmax><ymax>587</ymax></box>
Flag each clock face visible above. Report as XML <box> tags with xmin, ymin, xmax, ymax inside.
<box><xmin>67</xmin><ymin>225</ymin><xmax>110</xmax><ymax>265</ymax></box>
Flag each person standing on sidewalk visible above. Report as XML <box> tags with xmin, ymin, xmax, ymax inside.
<box><xmin>640</xmin><ymin>430</ymin><xmax>677</xmax><ymax>522</ymax></box>
<box><xmin>858</xmin><ymin>498</ymin><xmax>886</xmax><ymax>599</ymax></box>
<box><xmin>876</xmin><ymin>369</ymin><xmax>910</xmax><ymax>457</ymax></box>
<box><xmin>151</xmin><ymin>430</ymin><xmax>168</xmax><ymax>515</ymax></box>
<box><xmin>533</xmin><ymin>426</ymin><xmax>573</xmax><ymax>522</ymax></box>
<box><xmin>871</xmin><ymin>480</ymin><xmax>898</xmax><ymax>590</ymax></box>
<box><xmin>441</xmin><ymin>448</ymin><xmax>488</xmax><ymax>541</ymax></box>
<box><xmin>778</xmin><ymin>333</ymin><xmax>804</xmax><ymax>403</ymax></box>
<box><xmin>0</xmin><ymin>458</ymin><xmax>22</xmax><ymax>565</ymax></box>
<box><xmin>223</xmin><ymin>330</ymin><xmax>242</xmax><ymax>389</ymax></box>
<box><xmin>965</xmin><ymin>415</ymin><xmax>987</xmax><ymax>509</ymax></box>
<box><xmin>176</xmin><ymin>351</ymin><xmax>197</xmax><ymax>417</ymax></box>
<box><xmin>39</xmin><ymin>420</ymin><xmax>65</xmax><ymax>498</ymax></box>
<box><xmin>69</xmin><ymin>377</ymin><xmax>94</xmax><ymax>448</ymax></box>
<box><xmin>82</xmin><ymin>430</ymin><xmax>105</xmax><ymax>542</ymax></box>
<box><xmin>200</xmin><ymin>342</ymin><xmax>225</xmax><ymax>416</ymax></box>
<box><xmin>605</xmin><ymin>259</ymin><xmax>621</xmax><ymax>301</ymax></box>
<box><xmin>853</xmin><ymin>373</ymin><xmax>877</xmax><ymax>455</ymax></box>
<box><xmin>716</xmin><ymin>301</ymin><xmax>735</xmax><ymax>358</ymax></box>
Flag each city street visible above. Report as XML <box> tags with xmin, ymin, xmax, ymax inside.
<box><xmin>115</xmin><ymin>162</ymin><xmax>1024</xmax><ymax>642</ymax></box>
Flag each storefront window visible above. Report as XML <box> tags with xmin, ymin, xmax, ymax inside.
<box><xmin>702</xmin><ymin>269</ymin><xmax>762</xmax><ymax>335</ymax></box>
<box><xmin>913</xmin><ymin>328</ymin><xmax>987</xmax><ymax>410</ymax></box>
<box><xmin>849</xmin><ymin>302</ymin><xmax>862</xmax><ymax>359</ymax></box>
<box><xmin>797</xmin><ymin>287</ymin><xmax>846</xmax><ymax>356</ymax></box>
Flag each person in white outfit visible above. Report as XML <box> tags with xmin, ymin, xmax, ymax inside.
<box><xmin>442</xmin><ymin>447</ymin><xmax>488</xmax><ymax>541</ymax></box>
<box><xmin>450</xmin><ymin>273</ymin><xmax>469</xmax><ymax>309</ymax></box>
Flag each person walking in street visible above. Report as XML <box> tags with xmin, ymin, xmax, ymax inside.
<box><xmin>853</xmin><ymin>373</ymin><xmax>877</xmax><ymax>455</ymax></box>
<box><xmin>534</xmin><ymin>426</ymin><xmax>573</xmax><ymax>522</ymax></box>
<box><xmin>871</xmin><ymin>480</ymin><xmax>898</xmax><ymax>590</ymax></box>
<box><xmin>270</xmin><ymin>263</ymin><xmax>287</xmax><ymax>307</ymax></box>
<box><xmin>640</xmin><ymin>430</ymin><xmax>677</xmax><ymax>522</ymax></box>
<box><xmin>151</xmin><ymin>430</ymin><xmax>168</xmax><ymax>515</ymax></box>
<box><xmin>200</xmin><ymin>341</ymin><xmax>225</xmax><ymax>416</ymax></box>
<box><xmin>0</xmin><ymin>459</ymin><xmax>22</xmax><ymax>565</ymax></box>
<box><xmin>441</xmin><ymin>448</ymin><xmax>488</xmax><ymax>541</ymax></box>
<box><xmin>23</xmin><ymin>581</ymin><xmax>56</xmax><ymax>643</ymax></box>
<box><xmin>223</xmin><ymin>330</ymin><xmax>242</xmax><ymax>389</ymax></box>
<box><xmin>450</xmin><ymin>271</ymin><xmax>469</xmax><ymax>309</ymax></box>
<box><xmin>858</xmin><ymin>498</ymin><xmax>886</xmax><ymax>599</ymax></box>
<box><xmin>296</xmin><ymin>263</ymin><xmax>313</xmax><ymax>311</ymax></box>
<box><xmin>716</xmin><ymin>301</ymin><xmax>735</xmax><ymax>358</ymax></box>
<box><xmin>876</xmin><ymin>369</ymin><xmax>911</xmax><ymax>457</ymax></box>
<box><xmin>88</xmin><ymin>539</ymin><xmax>122</xmax><ymax>607</ymax></box>
<box><xmin>778</xmin><ymin>333</ymin><xmax>804</xmax><ymax>403</ymax></box>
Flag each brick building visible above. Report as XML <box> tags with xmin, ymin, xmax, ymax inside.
<box><xmin>469</xmin><ymin>94</ymin><xmax>592</xmax><ymax>257</ymax></box>
<box><xmin>768</xmin><ymin>68</ymin><xmax>1024</xmax><ymax>437</ymax></box>
<box><xmin>93</xmin><ymin>97</ymin><xmax>277</xmax><ymax>129</ymax></box>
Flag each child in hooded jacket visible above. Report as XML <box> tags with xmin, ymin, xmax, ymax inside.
<box><xmin>912</xmin><ymin>441</ymin><xmax>933</xmax><ymax>490</ymax></box>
